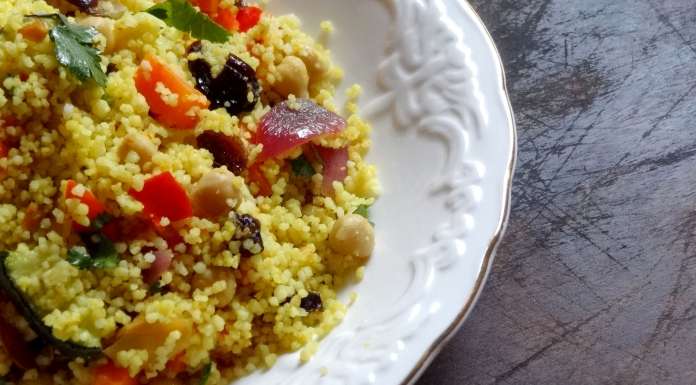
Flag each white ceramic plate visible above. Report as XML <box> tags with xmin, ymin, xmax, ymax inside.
<box><xmin>237</xmin><ymin>0</ymin><xmax>516</xmax><ymax>384</ymax></box>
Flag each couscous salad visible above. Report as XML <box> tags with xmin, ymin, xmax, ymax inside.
<box><xmin>0</xmin><ymin>0</ymin><xmax>378</xmax><ymax>383</ymax></box>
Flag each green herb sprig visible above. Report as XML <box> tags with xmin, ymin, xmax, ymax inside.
<box><xmin>199</xmin><ymin>362</ymin><xmax>213</xmax><ymax>385</ymax></box>
<box><xmin>145</xmin><ymin>0</ymin><xmax>231</xmax><ymax>43</ymax></box>
<box><xmin>67</xmin><ymin>242</ymin><xmax>118</xmax><ymax>270</ymax></box>
<box><xmin>67</xmin><ymin>213</ymin><xmax>119</xmax><ymax>270</ymax></box>
<box><xmin>353</xmin><ymin>204</ymin><xmax>375</xmax><ymax>226</ymax></box>
<box><xmin>31</xmin><ymin>14</ymin><xmax>107</xmax><ymax>86</ymax></box>
<box><xmin>354</xmin><ymin>204</ymin><xmax>370</xmax><ymax>219</ymax></box>
<box><xmin>291</xmin><ymin>155</ymin><xmax>316</xmax><ymax>177</ymax></box>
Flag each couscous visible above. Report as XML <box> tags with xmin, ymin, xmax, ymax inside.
<box><xmin>0</xmin><ymin>0</ymin><xmax>378</xmax><ymax>383</ymax></box>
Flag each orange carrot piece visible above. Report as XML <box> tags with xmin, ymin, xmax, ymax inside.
<box><xmin>21</xmin><ymin>203</ymin><xmax>42</xmax><ymax>231</ymax></box>
<box><xmin>92</xmin><ymin>361</ymin><xmax>137</xmax><ymax>385</ymax></box>
<box><xmin>134</xmin><ymin>54</ymin><xmax>210</xmax><ymax>130</ymax></box>
<box><xmin>165</xmin><ymin>351</ymin><xmax>187</xmax><ymax>376</ymax></box>
<box><xmin>19</xmin><ymin>20</ymin><xmax>47</xmax><ymax>42</ymax></box>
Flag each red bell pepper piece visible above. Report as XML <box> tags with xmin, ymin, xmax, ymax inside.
<box><xmin>236</xmin><ymin>6</ymin><xmax>262</xmax><ymax>32</ymax></box>
<box><xmin>0</xmin><ymin>315</ymin><xmax>34</xmax><ymax>369</ymax></box>
<box><xmin>151</xmin><ymin>219</ymin><xmax>185</xmax><ymax>248</ymax></box>
<box><xmin>189</xmin><ymin>0</ymin><xmax>218</xmax><ymax>15</ymax></box>
<box><xmin>214</xmin><ymin>6</ymin><xmax>239</xmax><ymax>31</ymax></box>
<box><xmin>101</xmin><ymin>215</ymin><xmax>151</xmax><ymax>242</ymax></box>
<box><xmin>129</xmin><ymin>172</ymin><xmax>192</xmax><ymax>222</ymax></box>
<box><xmin>65</xmin><ymin>180</ymin><xmax>105</xmax><ymax>220</ymax></box>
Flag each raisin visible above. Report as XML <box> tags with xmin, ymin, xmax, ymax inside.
<box><xmin>196</xmin><ymin>131</ymin><xmax>247</xmax><ymax>175</ymax></box>
<box><xmin>67</xmin><ymin>0</ymin><xmax>97</xmax><ymax>11</ymax></box>
<box><xmin>188</xmin><ymin>58</ymin><xmax>214</xmax><ymax>98</ymax></box>
<box><xmin>233</xmin><ymin>213</ymin><xmax>263</xmax><ymax>255</ymax></box>
<box><xmin>213</xmin><ymin>55</ymin><xmax>260</xmax><ymax>114</ymax></box>
<box><xmin>188</xmin><ymin>54</ymin><xmax>260</xmax><ymax>116</ymax></box>
<box><xmin>300</xmin><ymin>293</ymin><xmax>323</xmax><ymax>312</ymax></box>
<box><xmin>187</xmin><ymin>40</ymin><xmax>203</xmax><ymax>54</ymax></box>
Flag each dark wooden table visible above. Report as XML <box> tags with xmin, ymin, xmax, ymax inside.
<box><xmin>417</xmin><ymin>1</ymin><xmax>696</xmax><ymax>384</ymax></box>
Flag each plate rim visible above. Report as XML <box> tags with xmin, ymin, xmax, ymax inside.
<box><xmin>398</xmin><ymin>1</ymin><xmax>517</xmax><ymax>384</ymax></box>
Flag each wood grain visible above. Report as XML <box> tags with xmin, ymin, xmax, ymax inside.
<box><xmin>417</xmin><ymin>1</ymin><xmax>696</xmax><ymax>384</ymax></box>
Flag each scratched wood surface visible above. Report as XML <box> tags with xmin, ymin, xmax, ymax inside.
<box><xmin>417</xmin><ymin>1</ymin><xmax>696</xmax><ymax>384</ymax></box>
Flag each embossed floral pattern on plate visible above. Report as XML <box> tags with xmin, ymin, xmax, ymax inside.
<box><xmin>234</xmin><ymin>1</ymin><xmax>515</xmax><ymax>384</ymax></box>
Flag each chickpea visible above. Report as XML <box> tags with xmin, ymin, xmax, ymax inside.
<box><xmin>192</xmin><ymin>267</ymin><xmax>237</xmax><ymax>307</ymax></box>
<box><xmin>192</xmin><ymin>168</ymin><xmax>242</xmax><ymax>218</ymax></box>
<box><xmin>78</xmin><ymin>16</ymin><xmax>116</xmax><ymax>52</ymax></box>
<box><xmin>328</xmin><ymin>214</ymin><xmax>375</xmax><ymax>258</ymax></box>
<box><xmin>274</xmin><ymin>56</ymin><xmax>309</xmax><ymax>98</ymax></box>
<box><xmin>118</xmin><ymin>132</ymin><xmax>158</xmax><ymax>164</ymax></box>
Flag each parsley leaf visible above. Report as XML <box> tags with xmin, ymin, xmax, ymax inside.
<box><xmin>291</xmin><ymin>155</ymin><xmax>316</xmax><ymax>177</ymax></box>
<box><xmin>92</xmin><ymin>213</ymin><xmax>112</xmax><ymax>230</ymax></box>
<box><xmin>353</xmin><ymin>204</ymin><xmax>375</xmax><ymax>226</ymax></box>
<box><xmin>145</xmin><ymin>0</ymin><xmax>231</xmax><ymax>43</ymax></box>
<box><xmin>68</xmin><ymin>216</ymin><xmax>119</xmax><ymax>270</ymax></box>
<box><xmin>148</xmin><ymin>281</ymin><xmax>165</xmax><ymax>294</ymax></box>
<box><xmin>67</xmin><ymin>247</ymin><xmax>92</xmax><ymax>270</ymax></box>
<box><xmin>353</xmin><ymin>204</ymin><xmax>370</xmax><ymax>219</ymax></box>
<box><xmin>91</xmin><ymin>254</ymin><xmax>118</xmax><ymax>269</ymax></box>
<box><xmin>199</xmin><ymin>362</ymin><xmax>212</xmax><ymax>385</ymax></box>
<box><xmin>83</xmin><ymin>232</ymin><xmax>118</xmax><ymax>268</ymax></box>
<box><xmin>68</xmin><ymin>240</ymin><xmax>119</xmax><ymax>270</ymax></box>
<box><xmin>33</xmin><ymin>14</ymin><xmax>107</xmax><ymax>86</ymax></box>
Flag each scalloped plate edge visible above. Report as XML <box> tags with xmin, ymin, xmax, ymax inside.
<box><xmin>398</xmin><ymin>1</ymin><xmax>517</xmax><ymax>384</ymax></box>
